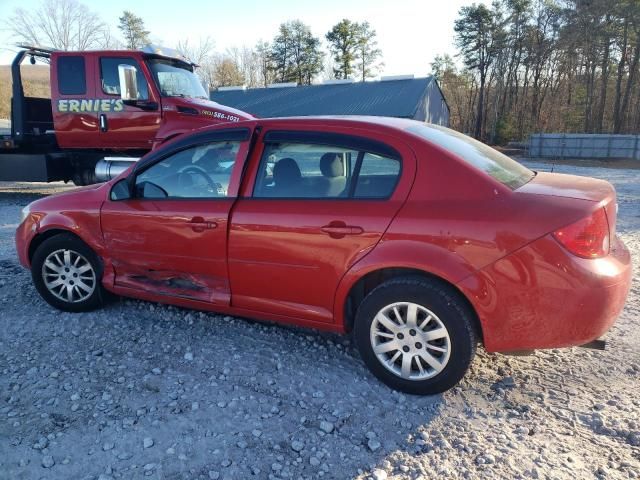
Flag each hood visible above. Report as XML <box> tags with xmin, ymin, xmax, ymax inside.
<box><xmin>28</xmin><ymin>182</ymin><xmax>108</xmax><ymax>212</ymax></box>
<box><xmin>164</xmin><ymin>97</ymin><xmax>254</xmax><ymax>122</ymax></box>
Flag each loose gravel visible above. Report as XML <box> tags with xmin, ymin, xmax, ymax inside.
<box><xmin>0</xmin><ymin>162</ymin><xmax>638</xmax><ymax>480</ymax></box>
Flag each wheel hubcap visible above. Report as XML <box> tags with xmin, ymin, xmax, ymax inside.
<box><xmin>41</xmin><ymin>249</ymin><xmax>96</xmax><ymax>303</ymax></box>
<box><xmin>370</xmin><ymin>302</ymin><xmax>451</xmax><ymax>381</ymax></box>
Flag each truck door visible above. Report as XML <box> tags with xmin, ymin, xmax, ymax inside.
<box><xmin>51</xmin><ymin>53</ymin><xmax>100</xmax><ymax>149</ymax></box>
<box><xmin>94</xmin><ymin>55</ymin><xmax>161</xmax><ymax>150</ymax></box>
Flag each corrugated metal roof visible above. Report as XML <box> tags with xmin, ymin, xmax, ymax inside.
<box><xmin>210</xmin><ymin>77</ymin><xmax>434</xmax><ymax>119</ymax></box>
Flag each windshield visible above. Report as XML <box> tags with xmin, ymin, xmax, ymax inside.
<box><xmin>146</xmin><ymin>58</ymin><xmax>208</xmax><ymax>99</ymax></box>
<box><xmin>407</xmin><ymin>124</ymin><xmax>535</xmax><ymax>189</ymax></box>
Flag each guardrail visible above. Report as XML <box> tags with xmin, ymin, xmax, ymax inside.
<box><xmin>528</xmin><ymin>133</ymin><xmax>640</xmax><ymax>160</ymax></box>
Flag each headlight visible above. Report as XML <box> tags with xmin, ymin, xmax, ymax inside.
<box><xmin>20</xmin><ymin>205</ymin><xmax>31</xmax><ymax>223</ymax></box>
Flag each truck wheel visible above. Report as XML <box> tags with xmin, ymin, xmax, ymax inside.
<box><xmin>354</xmin><ymin>276</ymin><xmax>477</xmax><ymax>395</ymax></box>
<box><xmin>31</xmin><ymin>233</ymin><xmax>105</xmax><ymax>312</ymax></box>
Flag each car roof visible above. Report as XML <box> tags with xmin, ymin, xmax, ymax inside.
<box><xmin>194</xmin><ymin>115</ymin><xmax>435</xmax><ymax>137</ymax></box>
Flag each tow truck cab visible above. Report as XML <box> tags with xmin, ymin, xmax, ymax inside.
<box><xmin>2</xmin><ymin>45</ymin><xmax>253</xmax><ymax>184</ymax></box>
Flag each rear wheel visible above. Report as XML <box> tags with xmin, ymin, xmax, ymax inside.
<box><xmin>31</xmin><ymin>234</ymin><xmax>105</xmax><ymax>312</ymax></box>
<box><xmin>354</xmin><ymin>276</ymin><xmax>477</xmax><ymax>395</ymax></box>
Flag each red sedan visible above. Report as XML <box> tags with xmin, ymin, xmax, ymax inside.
<box><xmin>15</xmin><ymin>117</ymin><xmax>632</xmax><ymax>394</ymax></box>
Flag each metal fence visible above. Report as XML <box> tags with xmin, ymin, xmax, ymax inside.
<box><xmin>528</xmin><ymin>133</ymin><xmax>640</xmax><ymax>160</ymax></box>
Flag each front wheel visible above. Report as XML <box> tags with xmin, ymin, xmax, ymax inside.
<box><xmin>354</xmin><ymin>276</ymin><xmax>478</xmax><ymax>395</ymax></box>
<box><xmin>31</xmin><ymin>234</ymin><xmax>105</xmax><ymax>312</ymax></box>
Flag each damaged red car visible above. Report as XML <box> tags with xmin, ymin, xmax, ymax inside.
<box><xmin>16</xmin><ymin>117</ymin><xmax>632</xmax><ymax>394</ymax></box>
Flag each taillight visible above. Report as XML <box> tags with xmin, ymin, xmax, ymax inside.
<box><xmin>552</xmin><ymin>207</ymin><xmax>610</xmax><ymax>258</ymax></box>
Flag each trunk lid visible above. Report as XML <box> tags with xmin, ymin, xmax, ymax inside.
<box><xmin>517</xmin><ymin>171</ymin><xmax>618</xmax><ymax>239</ymax></box>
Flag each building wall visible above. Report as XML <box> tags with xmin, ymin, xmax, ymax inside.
<box><xmin>421</xmin><ymin>81</ymin><xmax>449</xmax><ymax>127</ymax></box>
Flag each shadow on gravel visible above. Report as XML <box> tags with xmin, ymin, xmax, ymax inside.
<box><xmin>1</xmin><ymin>285</ymin><xmax>447</xmax><ymax>479</ymax></box>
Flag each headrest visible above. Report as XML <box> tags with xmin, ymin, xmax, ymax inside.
<box><xmin>273</xmin><ymin>157</ymin><xmax>301</xmax><ymax>181</ymax></box>
<box><xmin>320</xmin><ymin>153</ymin><xmax>344</xmax><ymax>178</ymax></box>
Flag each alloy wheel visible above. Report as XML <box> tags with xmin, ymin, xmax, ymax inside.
<box><xmin>41</xmin><ymin>249</ymin><xmax>96</xmax><ymax>303</ymax></box>
<box><xmin>369</xmin><ymin>302</ymin><xmax>451</xmax><ymax>381</ymax></box>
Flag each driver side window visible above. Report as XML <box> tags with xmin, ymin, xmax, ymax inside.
<box><xmin>135</xmin><ymin>141</ymin><xmax>240</xmax><ymax>199</ymax></box>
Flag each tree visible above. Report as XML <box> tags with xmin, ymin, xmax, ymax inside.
<box><xmin>213</xmin><ymin>57</ymin><xmax>245</xmax><ymax>87</ymax></box>
<box><xmin>118</xmin><ymin>11</ymin><xmax>150</xmax><ymax>49</ymax></box>
<box><xmin>270</xmin><ymin>20</ymin><xmax>324</xmax><ymax>84</ymax></box>
<box><xmin>430</xmin><ymin>54</ymin><xmax>457</xmax><ymax>85</ymax></box>
<box><xmin>326</xmin><ymin>19</ymin><xmax>359</xmax><ymax>79</ymax></box>
<box><xmin>354</xmin><ymin>22</ymin><xmax>383</xmax><ymax>81</ymax></box>
<box><xmin>454</xmin><ymin>3</ymin><xmax>504</xmax><ymax>139</ymax></box>
<box><xmin>255</xmin><ymin>41</ymin><xmax>276</xmax><ymax>87</ymax></box>
<box><xmin>177</xmin><ymin>37</ymin><xmax>216</xmax><ymax>89</ymax></box>
<box><xmin>6</xmin><ymin>0</ymin><xmax>111</xmax><ymax>51</ymax></box>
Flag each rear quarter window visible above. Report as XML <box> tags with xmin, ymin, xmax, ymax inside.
<box><xmin>57</xmin><ymin>56</ymin><xmax>86</xmax><ymax>95</ymax></box>
<box><xmin>407</xmin><ymin>124</ymin><xmax>534</xmax><ymax>189</ymax></box>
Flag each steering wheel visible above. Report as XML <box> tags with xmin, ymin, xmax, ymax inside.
<box><xmin>178</xmin><ymin>166</ymin><xmax>218</xmax><ymax>194</ymax></box>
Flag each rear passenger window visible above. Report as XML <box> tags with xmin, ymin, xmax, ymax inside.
<box><xmin>57</xmin><ymin>56</ymin><xmax>86</xmax><ymax>95</ymax></box>
<box><xmin>353</xmin><ymin>153</ymin><xmax>401</xmax><ymax>198</ymax></box>
<box><xmin>253</xmin><ymin>141</ymin><xmax>401</xmax><ymax>199</ymax></box>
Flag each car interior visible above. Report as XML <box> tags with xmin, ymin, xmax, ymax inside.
<box><xmin>256</xmin><ymin>147</ymin><xmax>400</xmax><ymax>199</ymax></box>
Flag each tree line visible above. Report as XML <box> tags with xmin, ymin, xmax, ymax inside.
<box><xmin>5</xmin><ymin>0</ymin><xmax>383</xmax><ymax>90</ymax></box>
<box><xmin>437</xmin><ymin>0</ymin><xmax>640</xmax><ymax>142</ymax></box>
<box><xmin>177</xmin><ymin>19</ymin><xmax>383</xmax><ymax>89</ymax></box>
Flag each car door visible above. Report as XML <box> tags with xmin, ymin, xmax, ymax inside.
<box><xmin>100</xmin><ymin>127</ymin><xmax>253</xmax><ymax>305</ymax></box>
<box><xmin>228</xmin><ymin>127</ymin><xmax>417</xmax><ymax>324</ymax></box>
<box><xmin>95</xmin><ymin>55</ymin><xmax>161</xmax><ymax>149</ymax></box>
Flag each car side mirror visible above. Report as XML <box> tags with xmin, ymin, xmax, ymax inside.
<box><xmin>110</xmin><ymin>178</ymin><xmax>131</xmax><ymax>201</ymax></box>
<box><xmin>118</xmin><ymin>64</ymin><xmax>139</xmax><ymax>103</ymax></box>
<box><xmin>137</xmin><ymin>181</ymin><xmax>168</xmax><ymax>199</ymax></box>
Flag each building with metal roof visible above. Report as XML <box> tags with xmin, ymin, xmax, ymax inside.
<box><xmin>210</xmin><ymin>76</ymin><xmax>449</xmax><ymax>126</ymax></box>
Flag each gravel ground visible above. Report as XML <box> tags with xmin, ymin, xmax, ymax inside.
<box><xmin>0</xmin><ymin>161</ymin><xmax>638</xmax><ymax>480</ymax></box>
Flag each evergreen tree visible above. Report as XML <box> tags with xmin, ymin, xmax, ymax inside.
<box><xmin>118</xmin><ymin>11</ymin><xmax>150</xmax><ymax>49</ymax></box>
<box><xmin>326</xmin><ymin>19</ymin><xmax>358</xmax><ymax>79</ymax></box>
<box><xmin>354</xmin><ymin>22</ymin><xmax>383</xmax><ymax>81</ymax></box>
<box><xmin>270</xmin><ymin>20</ymin><xmax>324</xmax><ymax>84</ymax></box>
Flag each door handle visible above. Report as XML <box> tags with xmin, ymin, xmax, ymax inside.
<box><xmin>99</xmin><ymin>113</ymin><xmax>108</xmax><ymax>132</ymax></box>
<box><xmin>189</xmin><ymin>217</ymin><xmax>217</xmax><ymax>232</ymax></box>
<box><xmin>321</xmin><ymin>223</ymin><xmax>364</xmax><ymax>237</ymax></box>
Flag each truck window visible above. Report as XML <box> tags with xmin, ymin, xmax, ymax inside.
<box><xmin>100</xmin><ymin>57</ymin><xmax>149</xmax><ymax>100</ymax></box>
<box><xmin>58</xmin><ymin>56</ymin><xmax>86</xmax><ymax>95</ymax></box>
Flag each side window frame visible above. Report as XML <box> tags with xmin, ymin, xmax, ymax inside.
<box><xmin>110</xmin><ymin>128</ymin><xmax>251</xmax><ymax>202</ymax></box>
<box><xmin>99</xmin><ymin>56</ymin><xmax>149</xmax><ymax>99</ymax></box>
<box><xmin>251</xmin><ymin>130</ymin><xmax>402</xmax><ymax>201</ymax></box>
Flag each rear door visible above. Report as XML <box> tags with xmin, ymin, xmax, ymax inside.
<box><xmin>100</xmin><ymin>127</ymin><xmax>253</xmax><ymax>305</ymax></box>
<box><xmin>228</xmin><ymin>126</ymin><xmax>416</xmax><ymax>324</ymax></box>
<box><xmin>51</xmin><ymin>53</ymin><xmax>99</xmax><ymax>149</ymax></box>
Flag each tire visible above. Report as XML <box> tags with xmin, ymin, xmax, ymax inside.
<box><xmin>354</xmin><ymin>276</ymin><xmax>477</xmax><ymax>395</ymax></box>
<box><xmin>31</xmin><ymin>233</ymin><xmax>106</xmax><ymax>312</ymax></box>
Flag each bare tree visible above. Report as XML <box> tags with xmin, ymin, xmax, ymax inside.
<box><xmin>6</xmin><ymin>0</ymin><xmax>111</xmax><ymax>50</ymax></box>
<box><xmin>255</xmin><ymin>40</ymin><xmax>275</xmax><ymax>87</ymax></box>
<box><xmin>176</xmin><ymin>37</ymin><xmax>216</xmax><ymax>65</ymax></box>
<box><xmin>176</xmin><ymin>37</ymin><xmax>216</xmax><ymax>90</ymax></box>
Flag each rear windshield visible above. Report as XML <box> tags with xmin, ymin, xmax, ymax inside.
<box><xmin>407</xmin><ymin>124</ymin><xmax>534</xmax><ymax>189</ymax></box>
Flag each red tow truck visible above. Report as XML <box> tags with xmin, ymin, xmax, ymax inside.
<box><xmin>1</xmin><ymin>45</ymin><xmax>252</xmax><ymax>185</ymax></box>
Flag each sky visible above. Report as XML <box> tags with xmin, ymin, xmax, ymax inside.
<box><xmin>0</xmin><ymin>0</ymin><xmax>489</xmax><ymax>77</ymax></box>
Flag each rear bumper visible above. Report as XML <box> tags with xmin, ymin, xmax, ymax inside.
<box><xmin>458</xmin><ymin>234</ymin><xmax>632</xmax><ymax>353</ymax></box>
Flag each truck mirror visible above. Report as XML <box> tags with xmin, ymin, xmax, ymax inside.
<box><xmin>118</xmin><ymin>64</ymin><xmax>139</xmax><ymax>102</ymax></box>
